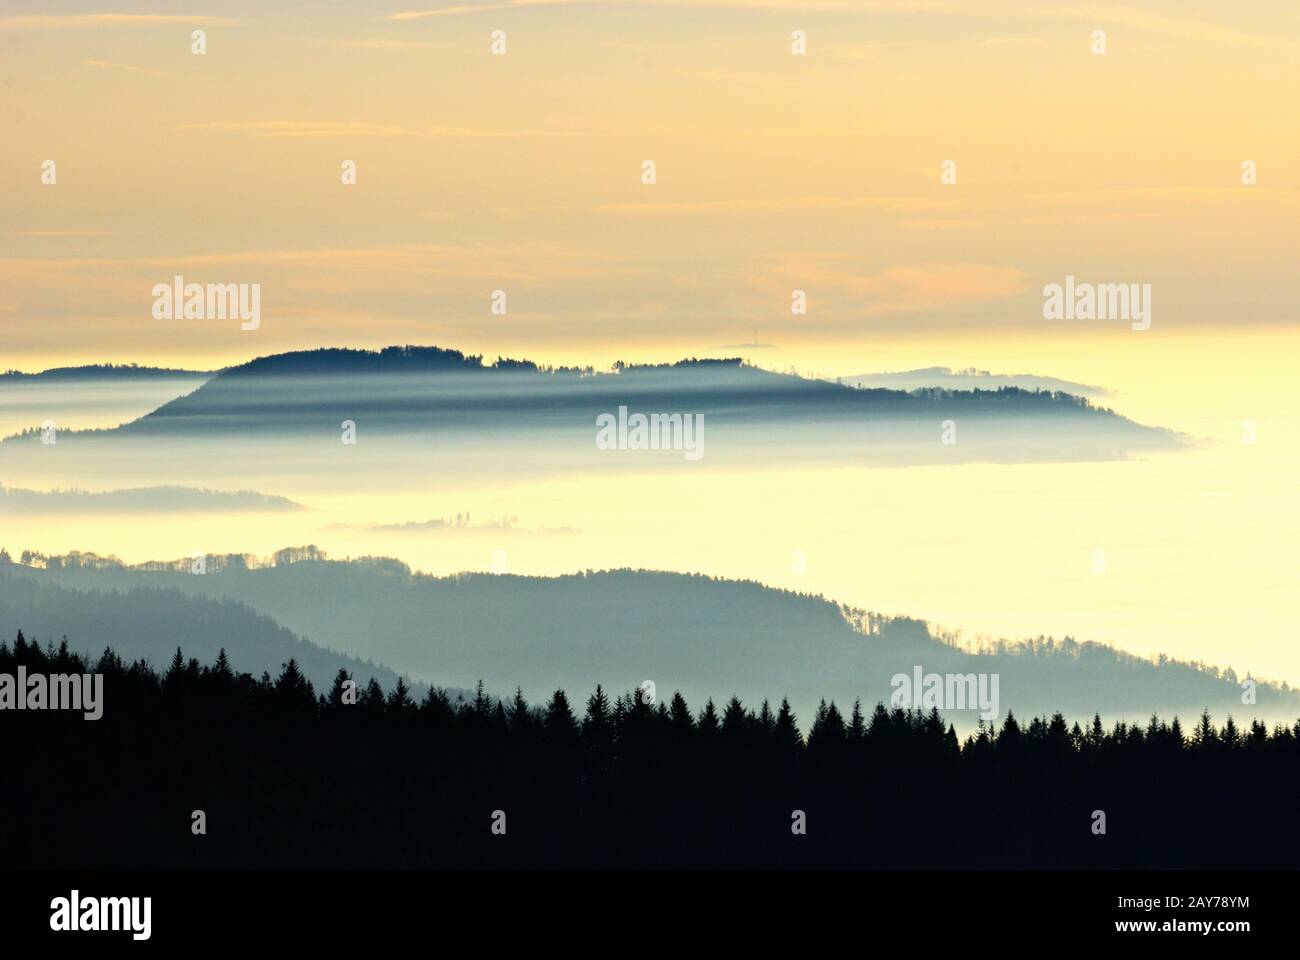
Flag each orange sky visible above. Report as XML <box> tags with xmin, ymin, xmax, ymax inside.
<box><xmin>2</xmin><ymin>0</ymin><xmax>1297</xmax><ymax>375</ymax></box>
<box><xmin>3</xmin><ymin>3</ymin><xmax>1300</xmax><ymax>687</ymax></box>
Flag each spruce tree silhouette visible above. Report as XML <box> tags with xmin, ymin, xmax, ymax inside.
<box><xmin>544</xmin><ymin>689</ymin><xmax>579</xmax><ymax>744</ymax></box>
<box><xmin>387</xmin><ymin>676</ymin><xmax>415</xmax><ymax>719</ymax></box>
<box><xmin>667</xmin><ymin>692</ymin><xmax>695</xmax><ymax>744</ymax></box>
<box><xmin>721</xmin><ymin>696</ymin><xmax>748</xmax><ymax>739</ymax></box>
<box><xmin>582</xmin><ymin>685</ymin><xmax>613</xmax><ymax>745</ymax></box>
<box><xmin>848</xmin><ymin>699</ymin><xmax>866</xmax><ymax>741</ymax></box>
<box><xmin>697</xmin><ymin>699</ymin><xmax>719</xmax><ymax>742</ymax></box>
<box><xmin>774</xmin><ymin>698</ymin><xmax>803</xmax><ymax>755</ymax></box>
<box><xmin>2</xmin><ymin>632</ymin><xmax>1299</xmax><ymax>870</ymax></box>
<box><xmin>325</xmin><ymin>668</ymin><xmax>352</xmax><ymax>710</ymax></box>
<box><xmin>507</xmin><ymin>687</ymin><xmax>537</xmax><ymax>740</ymax></box>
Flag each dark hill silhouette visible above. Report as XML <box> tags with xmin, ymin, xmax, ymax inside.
<box><xmin>0</xmin><ymin>567</ymin><xmax>418</xmax><ymax>696</ymax></box>
<box><xmin>217</xmin><ymin>344</ymin><xmax>486</xmax><ymax>379</ymax></box>
<box><xmin>15</xmin><ymin>346</ymin><xmax>1180</xmax><ymax>459</ymax></box>
<box><xmin>0</xmin><ymin>363</ymin><xmax>211</xmax><ymax>381</ymax></box>
<box><xmin>3</xmin><ymin>553</ymin><xmax>1287</xmax><ymax>730</ymax></box>
<box><xmin>0</xmin><ymin>484</ymin><xmax>302</xmax><ymax>514</ymax></box>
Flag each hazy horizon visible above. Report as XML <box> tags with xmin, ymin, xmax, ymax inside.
<box><xmin>3</xmin><ymin>1</ymin><xmax>1297</xmax><ymax>706</ymax></box>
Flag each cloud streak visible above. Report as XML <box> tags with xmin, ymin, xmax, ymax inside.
<box><xmin>82</xmin><ymin>59</ymin><xmax>167</xmax><ymax>77</ymax></box>
<box><xmin>383</xmin><ymin>0</ymin><xmax>1293</xmax><ymax>48</ymax></box>
<box><xmin>748</xmin><ymin>258</ymin><xmax>1030</xmax><ymax>316</ymax></box>
<box><xmin>177</xmin><ymin>120</ymin><xmax>588</xmax><ymax>138</ymax></box>
<box><xmin>387</xmin><ymin>0</ymin><xmax>955</xmax><ymax>20</ymax></box>
<box><xmin>0</xmin><ymin>14</ymin><xmax>239</xmax><ymax>30</ymax></box>
<box><xmin>596</xmin><ymin>195</ymin><xmax>949</xmax><ymax>215</ymax></box>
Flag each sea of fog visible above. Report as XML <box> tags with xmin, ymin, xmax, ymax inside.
<box><xmin>0</xmin><ymin>344</ymin><xmax>1295</xmax><ymax>701</ymax></box>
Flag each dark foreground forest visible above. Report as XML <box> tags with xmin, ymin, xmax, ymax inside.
<box><xmin>3</xmin><ymin>632</ymin><xmax>1297</xmax><ymax>870</ymax></box>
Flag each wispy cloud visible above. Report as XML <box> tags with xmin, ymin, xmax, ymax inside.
<box><xmin>387</xmin><ymin>0</ymin><xmax>955</xmax><ymax>20</ymax></box>
<box><xmin>596</xmin><ymin>195</ymin><xmax>949</xmax><ymax>215</ymax></box>
<box><xmin>82</xmin><ymin>59</ymin><xmax>167</xmax><ymax>77</ymax></box>
<box><xmin>749</xmin><ymin>257</ymin><xmax>1029</xmax><ymax>316</ymax></box>
<box><xmin>1024</xmin><ymin>187</ymin><xmax>1300</xmax><ymax>206</ymax></box>
<box><xmin>0</xmin><ymin>243</ymin><xmax>634</xmax><ymax>292</ymax></box>
<box><xmin>0</xmin><ymin>14</ymin><xmax>240</xmax><ymax>30</ymax></box>
<box><xmin>384</xmin><ymin>0</ymin><xmax>1294</xmax><ymax>48</ymax></box>
<box><xmin>1032</xmin><ymin>3</ymin><xmax>1295</xmax><ymax>48</ymax></box>
<box><xmin>323</xmin><ymin>38</ymin><xmax>448</xmax><ymax>49</ymax></box>
<box><xmin>901</xmin><ymin>213</ymin><xmax>1159</xmax><ymax>232</ymax></box>
<box><xmin>177</xmin><ymin>120</ymin><xmax>584</xmax><ymax>138</ymax></box>
<box><xmin>388</xmin><ymin>1</ymin><xmax>576</xmax><ymax>20</ymax></box>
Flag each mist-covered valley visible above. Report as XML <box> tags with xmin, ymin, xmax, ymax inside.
<box><xmin>2</xmin><ymin>552</ymin><xmax>1293</xmax><ymax>736</ymax></box>
<box><xmin>1</xmin><ymin>344</ymin><xmax>1292</xmax><ymax>721</ymax></box>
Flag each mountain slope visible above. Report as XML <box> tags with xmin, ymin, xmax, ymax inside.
<box><xmin>0</xmin><ymin>567</ymin><xmax>415</xmax><ymax>696</ymax></box>
<box><xmin>837</xmin><ymin>367</ymin><xmax>1109</xmax><ymax>397</ymax></box>
<box><xmin>0</xmin><ymin>484</ymin><xmax>302</xmax><ymax>514</ymax></box>
<box><xmin>113</xmin><ymin>347</ymin><xmax>1156</xmax><ymax>435</ymax></box>
<box><xmin>5</xmin><ymin>556</ymin><xmax>1289</xmax><ymax>729</ymax></box>
<box><xmin>0</xmin><ymin>364</ymin><xmax>210</xmax><ymax>382</ymax></box>
<box><xmin>0</xmin><ymin>346</ymin><xmax>1184</xmax><ymax>471</ymax></box>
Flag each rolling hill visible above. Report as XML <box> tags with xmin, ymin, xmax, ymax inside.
<box><xmin>3</xmin><ymin>553</ymin><xmax>1288</xmax><ymax>731</ymax></box>
<box><xmin>0</xmin><ymin>564</ymin><xmax>416</xmax><ymax>697</ymax></box>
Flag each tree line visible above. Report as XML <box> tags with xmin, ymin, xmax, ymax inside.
<box><xmin>3</xmin><ymin>632</ymin><xmax>1297</xmax><ymax>870</ymax></box>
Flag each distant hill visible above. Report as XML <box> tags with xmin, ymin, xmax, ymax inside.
<box><xmin>0</xmin><ymin>363</ymin><xmax>211</xmax><ymax>381</ymax></box>
<box><xmin>0</xmin><ymin>365</ymin><xmax>213</xmax><ymax>438</ymax></box>
<box><xmin>0</xmin><ymin>565</ymin><xmax>419</xmax><ymax>697</ymax></box>
<box><xmin>117</xmin><ymin>348</ymin><xmax>1135</xmax><ymax>434</ymax></box>
<box><xmin>0</xmin><ymin>484</ymin><xmax>303</xmax><ymax>514</ymax></box>
<box><xmin>3</xmin><ymin>553</ymin><xmax>1290</xmax><ymax>730</ymax></box>
<box><xmin>6</xmin><ymin>346</ymin><xmax>1182</xmax><ymax>466</ymax></box>
<box><xmin>836</xmin><ymin>367</ymin><xmax>1109</xmax><ymax>397</ymax></box>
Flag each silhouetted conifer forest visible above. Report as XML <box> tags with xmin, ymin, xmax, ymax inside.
<box><xmin>4</xmin><ymin>633</ymin><xmax>1296</xmax><ymax>870</ymax></box>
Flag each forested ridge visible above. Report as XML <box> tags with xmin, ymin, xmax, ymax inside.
<box><xmin>9</xmin><ymin>557</ymin><xmax>1286</xmax><ymax>727</ymax></box>
<box><xmin>3</xmin><ymin>633</ymin><xmax>1296</xmax><ymax>870</ymax></box>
